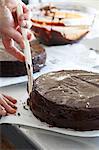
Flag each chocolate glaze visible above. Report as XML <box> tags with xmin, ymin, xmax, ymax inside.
<box><xmin>0</xmin><ymin>40</ymin><xmax>46</xmax><ymax>77</ymax></box>
<box><xmin>29</xmin><ymin>70</ymin><xmax>99</xmax><ymax>131</ymax></box>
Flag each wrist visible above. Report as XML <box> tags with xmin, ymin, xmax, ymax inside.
<box><xmin>0</xmin><ymin>0</ymin><xmax>5</xmax><ymax>6</ymax></box>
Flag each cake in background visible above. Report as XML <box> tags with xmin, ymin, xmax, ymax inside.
<box><xmin>30</xmin><ymin>2</ymin><xmax>95</xmax><ymax>46</ymax></box>
<box><xmin>0</xmin><ymin>40</ymin><xmax>46</xmax><ymax>77</ymax></box>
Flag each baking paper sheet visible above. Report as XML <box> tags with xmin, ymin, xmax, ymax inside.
<box><xmin>0</xmin><ymin>91</ymin><xmax>99</xmax><ymax>138</ymax></box>
<box><xmin>0</xmin><ymin>39</ymin><xmax>99</xmax><ymax>137</ymax></box>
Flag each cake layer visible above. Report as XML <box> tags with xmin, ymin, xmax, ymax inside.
<box><xmin>29</xmin><ymin>70</ymin><xmax>99</xmax><ymax>131</ymax></box>
<box><xmin>0</xmin><ymin>40</ymin><xmax>46</xmax><ymax>77</ymax></box>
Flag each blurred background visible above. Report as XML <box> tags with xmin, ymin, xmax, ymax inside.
<box><xmin>22</xmin><ymin>0</ymin><xmax>99</xmax><ymax>10</ymax></box>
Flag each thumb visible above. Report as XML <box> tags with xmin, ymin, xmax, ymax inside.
<box><xmin>2</xmin><ymin>35</ymin><xmax>25</xmax><ymax>62</ymax></box>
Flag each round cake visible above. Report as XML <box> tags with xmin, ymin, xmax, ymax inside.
<box><xmin>29</xmin><ymin>70</ymin><xmax>99</xmax><ymax>131</ymax></box>
<box><xmin>31</xmin><ymin>3</ymin><xmax>94</xmax><ymax>46</ymax></box>
<box><xmin>0</xmin><ymin>40</ymin><xmax>46</xmax><ymax>77</ymax></box>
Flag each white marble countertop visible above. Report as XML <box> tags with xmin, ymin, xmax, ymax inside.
<box><xmin>0</xmin><ymin>83</ymin><xmax>99</xmax><ymax>150</ymax></box>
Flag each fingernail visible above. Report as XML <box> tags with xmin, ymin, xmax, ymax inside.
<box><xmin>12</xmin><ymin>109</ymin><xmax>17</xmax><ymax>114</ymax></box>
<box><xmin>21</xmin><ymin>21</ymin><xmax>26</xmax><ymax>28</ymax></box>
<box><xmin>20</xmin><ymin>41</ymin><xmax>25</xmax><ymax>49</ymax></box>
<box><xmin>12</xmin><ymin>105</ymin><xmax>17</xmax><ymax>110</ymax></box>
<box><xmin>27</xmin><ymin>34</ymin><xmax>31</xmax><ymax>40</ymax></box>
<box><xmin>12</xmin><ymin>99</ymin><xmax>17</xmax><ymax>104</ymax></box>
<box><xmin>19</xmin><ymin>55</ymin><xmax>25</xmax><ymax>62</ymax></box>
<box><xmin>19</xmin><ymin>15</ymin><xmax>24</xmax><ymax>21</ymax></box>
<box><xmin>22</xmin><ymin>55</ymin><xmax>25</xmax><ymax>62</ymax></box>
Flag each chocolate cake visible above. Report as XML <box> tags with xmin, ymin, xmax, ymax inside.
<box><xmin>29</xmin><ymin>70</ymin><xmax>99</xmax><ymax>131</ymax></box>
<box><xmin>31</xmin><ymin>3</ymin><xmax>94</xmax><ymax>46</ymax></box>
<box><xmin>0</xmin><ymin>40</ymin><xmax>46</xmax><ymax>77</ymax></box>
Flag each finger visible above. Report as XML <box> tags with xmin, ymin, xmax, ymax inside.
<box><xmin>2</xmin><ymin>36</ymin><xmax>25</xmax><ymax>62</ymax></box>
<box><xmin>4</xmin><ymin>97</ymin><xmax>17</xmax><ymax>110</ymax></box>
<box><xmin>2</xmin><ymin>94</ymin><xmax>17</xmax><ymax>104</ymax></box>
<box><xmin>18</xmin><ymin>6</ymin><xmax>31</xmax><ymax>22</ymax></box>
<box><xmin>0</xmin><ymin>96</ymin><xmax>16</xmax><ymax>114</ymax></box>
<box><xmin>19</xmin><ymin>18</ymin><xmax>32</xmax><ymax>29</ymax></box>
<box><xmin>12</xmin><ymin>11</ymin><xmax>18</xmax><ymax>27</ymax></box>
<box><xmin>17</xmin><ymin>26</ymin><xmax>33</xmax><ymax>41</ymax></box>
<box><xmin>22</xmin><ymin>3</ymin><xmax>29</xmax><ymax>14</ymax></box>
<box><xmin>19</xmin><ymin>14</ymin><xmax>29</xmax><ymax>22</ymax></box>
<box><xmin>2</xmin><ymin>28</ymin><xmax>24</xmax><ymax>49</ymax></box>
<box><xmin>0</xmin><ymin>105</ymin><xmax>7</xmax><ymax>116</ymax></box>
<box><xmin>27</xmin><ymin>31</ymin><xmax>33</xmax><ymax>41</ymax></box>
<box><xmin>27</xmin><ymin>33</ymin><xmax>32</xmax><ymax>41</ymax></box>
<box><xmin>18</xmin><ymin>2</ymin><xmax>29</xmax><ymax>23</ymax></box>
<box><xmin>16</xmin><ymin>26</ymin><xmax>22</xmax><ymax>34</ymax></box>
<box><xmin>9</xmin><ymin>29</ymin><xmax>24</xmax><ymax>49</ymax></box>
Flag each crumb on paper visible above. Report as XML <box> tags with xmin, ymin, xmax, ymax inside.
<box><xmin>17</xmin><ymin>113</ymin><xmax>21</xmax><ymax>116</ymax></box>
<box><xmin>23</xmin><ymin>105</ymin><xmax>29</xmax><ymax>111</ymax></box>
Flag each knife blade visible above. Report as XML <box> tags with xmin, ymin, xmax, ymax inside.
<box><xmin>17</xmin><ymin>3</ymin><xmax>33</xmax><ymax>96</ymax></box>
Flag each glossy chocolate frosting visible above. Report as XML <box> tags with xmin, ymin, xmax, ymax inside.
<box><xmin>29</xmin><ymin>70</ymin><xmax>99</xmax><ymax>131</ymax></box>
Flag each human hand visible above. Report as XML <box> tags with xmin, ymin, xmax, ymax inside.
<box><xmin>0</xmin><ymin>0</ymin><xmax>32</xmax><ymax>62</ymax></box>
<box><xmin>0</xmin><ymin>93</ymin><xmax>17</xmax><ymax>116</ymax></box>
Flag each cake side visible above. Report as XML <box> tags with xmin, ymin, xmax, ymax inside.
<box><xmin>29</xmin><ymin>70</ymin><xmax>99</xmax><ymax>131</ymax></box>
<box><xmin>32</xmin><ymin>26</ymin><xmax>89</xmax><ymax>46</ymax></box>
<box><xmin>0</xmin><ymin>40</ymin><xmax>46</xmax><ymax>77</ymax></box>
